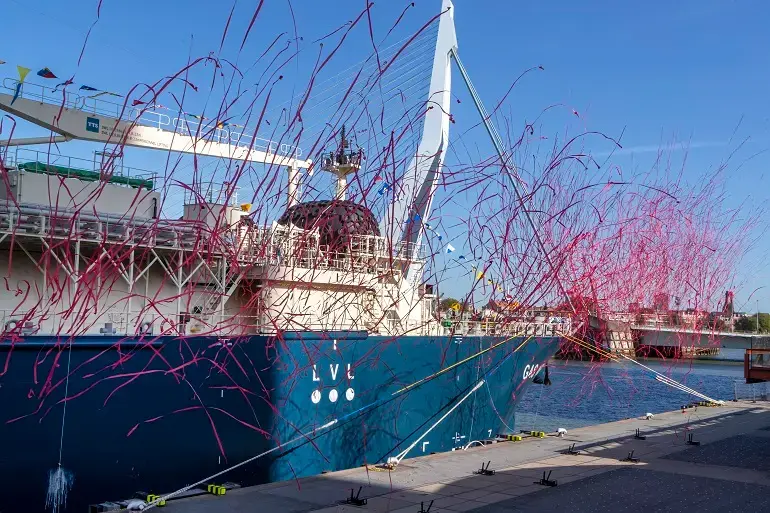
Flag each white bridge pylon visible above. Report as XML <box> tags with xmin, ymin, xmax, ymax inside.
<box><xmin>0</xmin><ymin>81</ymin><xmax>312</xmax><ymax>169</ymax></box>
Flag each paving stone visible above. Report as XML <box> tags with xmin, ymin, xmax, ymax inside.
<box><xmin>160</xmin><ymin>405</ymin><xmax>770</xmax><ymax>513</ymax></box>
<box><xmin>664</xmin><ymin>434</ymin><xmax>770</xmax><ymax>471</ymax></box>
<box><xmin>464</xmin><ymin>468</ymin><xmax>770</xmax><ymax>513</ymax></box>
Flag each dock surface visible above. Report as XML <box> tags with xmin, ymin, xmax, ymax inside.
<box><xmin>154</xmin><ymin>402</ymin><xmax>770</xmax><ymax>513</ymax></box>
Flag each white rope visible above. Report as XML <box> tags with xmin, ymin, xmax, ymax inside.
<box><xmin>57</xmin><ymin>340</ymin><xmax>74</xmax><ymax>468</ymax></box>
<box><xmin>653</xmin><ymin>374</ymin><xmax>709</xmax><ymax>399</ymax></box>
<box><xmin>389</xmin><ymin>380</ymin><xmax>485</xmax><ymax>466</ymax></box>
<box><xmin>619</xmin><ymin>354</ymin><xmax>722</xmax><ymax>404</ymax></box>
<box><xmin>143</xmin><ymin>419</ymin><xmax>338</xmax><ymax>511</ymax></box>
<box><xmin>462</xmin><ymin>440</ymin><xmax>486</xmax><ymax>451</ymax></box>
<box><xmin>46</xmin><ymin>340</ymin><xmax>76</xmax><ymax>513</ymax></box>
<box><xmin>654</xmin><ymin>375</ymin><xmax>721</xmax><ymax>404</ymax></box>
<box><xmin>146</xmin><ymin>338</ymin><xmax>529</xmax><ymax>509</ymax></box>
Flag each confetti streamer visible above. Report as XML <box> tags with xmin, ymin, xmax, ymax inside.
<box><xmin>0</xmin><ymin>4</ymin><xmax>755</xmax><ymax>513</ymax></box>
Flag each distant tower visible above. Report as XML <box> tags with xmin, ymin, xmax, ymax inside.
<box><xmin>653</xmin><ymin>293</ymin><xmax>669</xmax><ymax>312</ymax></box>
<box><xmin>723</xmin><ymin>290</ymin><xmax>734</xmax><ymax>315</ymax></box>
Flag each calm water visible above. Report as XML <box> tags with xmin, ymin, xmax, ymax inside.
<box><xmin>515</xmin><ymin>359</ymin><xmax>746</xmax><ymax>433</ymax></box>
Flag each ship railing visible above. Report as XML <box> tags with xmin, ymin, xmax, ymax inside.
<box><xmin>183</xmin><ymin>180</ymin><xmax>241</xmax><ymax>207</ymax></box>
<box><xmin>0</xmin><ymin>309</ymin><xmax>264</xmax><ymax>338</ymax></box>
<box><xmin>0</xmin><ymin>203</ymin><xmax>220</xmax><ymax>251</ymax></box>
<box><xmin>4</xmin><ymin>147</ymin><xmax>158</xmax><ymax>187</ymax></box>
<box><xmin>272</xmin><ymin>246</ymin><xmax>379</xmax><ymax>274</ymax></box>
<box><xmin>184</xmin><ymin>313</ymin><xmax>263</xmax><ymax>336</ymax></box>
<box><xmin>1</xmin><ymin>78</ymin><xmax>164</xmax><ymax>130</ymax></box>
<box><xmin>0</xmin><ymin>310</ymin><xmax>159</xmax><ymax>337</ymax></box>
<box><xmin>0</xmin><ymin>78</ymin><xmax>303</xmax><ymax>159</ymax></box>
<box><xmin>236</xmin><ymin>228</ymin><xmax>418</xmax><ymax>274</ymax></box>
<box><xmin>171</xmin><ymin>117</ymin><xmax>299</xmax><ymax>157</ymax></box>
<box><xmin>445</xmin><ymin>320</ymin><xmax>571</xmax><ymax>338</ymax></box>
<box><xmin>608</xmin><ymin>311</ymin><xmax>716</xmax><ymax>331</ymax></box>
<box><xmin>2</xmin><ymin>78</ymin><xmax>82</xmax><ymax>110</ymax></box>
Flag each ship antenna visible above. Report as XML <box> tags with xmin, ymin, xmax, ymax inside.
<box><xmin>321</xmin><ymin>123</ymin><xmax>361</xmax><ymax>200</ymax></box>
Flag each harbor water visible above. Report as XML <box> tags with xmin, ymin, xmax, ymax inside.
<box><xmin>515</xmin><ymin>359</ymin><xmax>748</xmax><ymax>433</ymax></box>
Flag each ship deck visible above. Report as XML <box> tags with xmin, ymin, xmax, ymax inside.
<box><xmin>130</xmin><ymin>401</ymin><xmax>770</xmax><ymax>513</ymax></box>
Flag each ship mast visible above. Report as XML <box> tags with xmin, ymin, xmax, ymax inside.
<box><xmin>321</xmin><ymin>125</ymin><xmax>362</xmax><ymax>201</ymax></box>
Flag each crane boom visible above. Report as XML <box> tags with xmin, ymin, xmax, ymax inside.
<box><xmin>0</xmin><ymin>82</ymin><xmax>311</xmax><ymax>169</ymax></box>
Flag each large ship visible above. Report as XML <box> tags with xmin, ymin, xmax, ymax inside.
<box><xmin>0</xmin><ymin>2</ymin><xmax>569</xmax><ymax>511</ymax></box>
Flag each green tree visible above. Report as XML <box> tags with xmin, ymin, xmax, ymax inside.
<box><xmin>440</xmin><ymin>297</ymin><xmax>461</xmax><ymax>312</ymax></box>
<box><xmin>735</xmin><ymin>313</ymin><xmax>770</xmax><ymax>333</ymax></box>
<box><xmin>735</xmin><ymin>316</ymin><xmax>753</xmax><ymax>332</ymax></box>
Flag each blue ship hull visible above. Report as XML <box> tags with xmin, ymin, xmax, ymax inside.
<box><xmin>0</xmin><ymin>332</ymin><xmax>560</xmax><ymax>512</ymax></box>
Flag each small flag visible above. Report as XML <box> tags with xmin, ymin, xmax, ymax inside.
<box><xmin>188</xmin><ymin>114</ymin><xmax>206</xmax><ymax>121</ymax></box>
<box><xmin>446</xmin><ymin>243</ymin><xmax>455</xmax><ymax>254</ymax></box>
<box><xmin>54</xmin><ymin>79</ymin><xmax>74</xmax><ymax>91</ymax></box>
<box><xmin>0</xmin><ymin>60</ymin><xmax>6</xmax><ymax>65</ymax></box>
<box><xmin>17</xmin><ymin>65</ymin><xmax>30</xmax><ymax>82</ymax></box>
<box><xmin>37</xmin><ymin>67</ymin><xmax>57</xmax><ymax>79</ymax></box>
<box><xmin>476</xmin><ymin>271</ymin><xmax>484</xmax><ymax>280</ymax></box>
<box><xmin>377</xmin><ymin>182</ymin><xmax>392</xmax><ymax>196</ymax></box>
<box><xmin>458</xmin><ymin>255</ymin><xmax>466</xmax><ymax>260</ymax></box>
<box><xmin>216</xmin><ymin>121</ymin><xmax>229</xmax><ymax>129</ymax></box>
<box><xmin>132</xmin><ymin>99</ymin><xmax>146</xmax><ymax>106</ymax></box>
<box><xmin>436</xmin><ymin>233</ymin><xmax>443</xmax><ymax>241</ymax></box>
<box><xmin>79</xmin><ymin>85</ymin><xmax>98</xmax><ymax>91</ymax></box>
<box><xmin>89</xmin><ymin>91</ymin><xmax>122</xmax><ymax>99</ymax></box>
<box><xmin>11</xmin><ymin>66</ymin><xmax>31</xmax><ymax>105</ymax></box>
<box><xmin>425</xmin><ymin>223</ymin><xmax>433</xmax><ymax>230</ymax></box>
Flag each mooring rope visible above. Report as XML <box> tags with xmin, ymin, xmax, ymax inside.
<box><xmin>558</xmin><ymin>330</ymin><xmax>722</xmax><ymax>404</ymax></box>
<box><xmin>144</xmin><ymin>332</ymin><xmax>538</xmax><ymax>510</ymax></box>
<box><xmin>46</xmin><ymin>339</ymin><xmax>76</xmax><ymax>513</ymax></box>
<box><xmin>389</xmin><ymin>379</ymin><xmax>486</xmax><ymax>466</ymax></box>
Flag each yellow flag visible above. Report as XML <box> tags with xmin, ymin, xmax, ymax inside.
<box><xmin>476</xmin><ymin>271</ymin><xmax>484</xmax><ymax>280</ymax></box>
<box><xmin>17</xmin><ymin>65</ymin><xmax>30</xmax><ymax>83</ymax></box>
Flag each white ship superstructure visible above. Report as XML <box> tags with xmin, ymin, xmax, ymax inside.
<box><xmin>0</xmin><ymin>144</ymin><xmax>443</xmax><ymax>338</ymax></box>
<box><xmin>0</xmin><ymin>0</ymin><xmax>569</xmax><ymax>341</ymax></box>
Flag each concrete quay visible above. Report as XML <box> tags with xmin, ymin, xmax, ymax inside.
<box><xmin>159</xmin><ymin>402</ymin><xmax>770</xmax><ymax>513</ymax></box>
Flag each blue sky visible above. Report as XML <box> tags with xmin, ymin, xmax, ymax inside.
<box><xmin>2</xmin><ymin>0</ymin><xmax>769</xmax><ymax>311</ymax></box>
